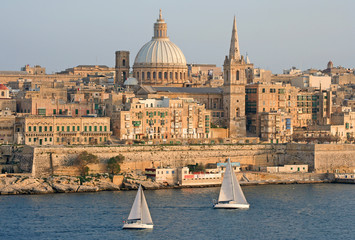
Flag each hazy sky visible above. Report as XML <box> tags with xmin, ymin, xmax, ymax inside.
<box><xmin>1</xmin><ymin>0</ymin><xmax>354</xmax><ymax>74</ymax></box>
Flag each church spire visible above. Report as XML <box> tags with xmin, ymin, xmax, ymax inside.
<box><xmin>229</xmin><ymin>16</ymin><xmax>241</xmax><ymax>60</ymax></box>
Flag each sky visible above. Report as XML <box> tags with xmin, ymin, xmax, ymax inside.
<box><xmin>1</xmin><ymin>0</ymin><xmax>354</xmax><ymax>74</ymax></box>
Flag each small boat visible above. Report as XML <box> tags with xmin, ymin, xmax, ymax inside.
<box><xmin>123</xmin><ymin>184</ymin><xmax>154</xmax><ymax>229</ymax></box>
<box><xmin>213</xmin><ymin>158</ymin><xmax>250</xmax><ymax>209</ymax></box>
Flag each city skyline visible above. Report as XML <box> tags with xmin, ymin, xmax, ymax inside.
<box><xmin>1</xmin><ymin>0</ymin><xmax>354</xmax><ymax>73</ymax></box>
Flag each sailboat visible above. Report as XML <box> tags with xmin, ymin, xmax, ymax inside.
<box><xmin>213</xmin><ymin>158</ymin><xmax>250</xmax><ymax>209</ymax></box>
<box><xmin>123</xmin><ymin>184</ymin><xmax>154</xmax><ymax>229</ymax></box>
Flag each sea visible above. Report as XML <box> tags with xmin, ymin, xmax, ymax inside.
<box><xmin>0</xmin><ymin>183</ymin><xmax>354</xmax><ymax>240</ymax></box>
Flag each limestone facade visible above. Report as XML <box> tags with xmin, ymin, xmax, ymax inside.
<box><xmin>113</xmin><ymin>97</ymin><xmax>211</xmax><ymax>140</ymax></box>
<box><xmin>15</xmin><ymin>116</ymin><xmax>111</xmax><ymax>146</ymax></box>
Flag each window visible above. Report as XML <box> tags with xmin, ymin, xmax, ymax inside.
<box><xmin>236</xmin><ymin>70</ymin><xmax>239</xmax><ymax>80</ymax></box>
<box><xmin>50</xmin><ymin>126</ymin><xmax>52</xmax><ymax>131</ymax></box>
<box><xmin>45</xmin><ymin>138</ymin><xmax>47</xmax><ymax>142</ymax></box>
<box><xmin>39</xmin><ymin>126</ymin><xmax>42</xmax><ymax>132</ymax></box>
<box><xmin>77</xmin><ymin>126</ymin><xmax>80</xmax><ymax>131</ymax></box>
<box><xmin>67</xmin><ymin>126</ymin><xmax>70</xmax><ymax>132</ymax></box>
<box><xmin>86</xmin><ymin>110</ymin><xmax>90</xmax><ymax>114</ymax></box>
<box><xmin>72</xmin><ymin>126</ymin><xmax>75</xmax><ymax>131</ymax></box>
<box><xmin>94</xmin><ymin>126</ymin><xmax>97</xmax><ymax>132</ymax></box>
<box><xmin>77</xmin><ymin>137</ymin><xmax>80</xmax><ymax>142</ymax></box>
<box><xmin>57</xmin><ymin>126</ymin><xmax>59</xmax><ymax>131</ymax></box>
<box><xmin>44</xmin><ymin>126</ymin><xmax>47</xmax><ymax>131</ymax></box>
<box><xmin>59</xmin><ymin>109</ymin><xmax>62</xmax><ymax>114</ymax></box>
<box><xmin>75</xmin><ymin>109</ymin><xmax>78</xmax><ymax>115</ymax></box>
<box><xmin>104</xmin><ymin>126</ymin><xmax>107</xmax><ymax>131</ymax></box>
<box><xmin>28</xmin><ymin>126</ymin><xmax>31</xmax><ymax>132</ymax></box>
<box><xmin>100</xmin><ymin>126</ymin><xmax>102</xmax><ymax>131</ymax></box>
<box><xmin>159</xmin><ymin>72</ymin><xmax>162</xmax><ymax>79</ymax></box>
<box><xmin>262</xmin><ymin>88</ymin><xmax>265</xmax><ymax>93</ymax></box>
<box><xmin>29</xmin><ymin>138</ymin><xmax>31</xmax><ymax>142</ymax></box>
<box><xmin>49</xmin><ymin>138</ymin><xmax>52</xmax><ymax>142</ymax></box>
<box><xmin>85</xmin><ymin>126</ymin><xmax>87</xmax><ymax>132</ymax></box>
<box><xmin>89</xmin><ymin>126</ymin><xmax>92</xmax><ymax>131</ymax></box>
<box><xmin>33</xmin><ymin>126</ymin><xmax>37</xmax><ymax>131</ymax></box>
<box><xmin>53</xmin><ymin>109</ymin><xmax>56</xmax><ymax>115</ymax></box>
<box><xmin>57</xmin><ymin>138</ymin><xmax>59</xmax><ymax>142</ymax></box>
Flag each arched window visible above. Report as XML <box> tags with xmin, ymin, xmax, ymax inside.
<box><xmin>151</xmin><ymin>103</ymin><xmax>153</xmax><ymax>107</ymax></box>
<box><xmin>164</xmin><ymin>72</ymin><xmax>167</xmax><ymax>79</ymax></box>
<box><xmin>153</xmin><ymin>72</ymin><xmax>156</xmax><ymax>79</ymax></box>
<box><xmin>122</xmin><ymin>71</ymin><xmax>127</xmax><ymax>80</ymax></box>
<box><xmin>122</xmin><ymin>59</ymin><xmax>126</xmax><ymax>67</ymax></box>
<box><xmin>1</xmin><ymin>91</ymin><xmax>4</xmax><ymax>97</ymax></box>
<box><xmin>236</xmin><ymin>70</ymin><xmax>239</xmax><ymax>81</ymax></box>
<box><xmin>156</xmin><ymin>30</ymin><xmax>159</xmax><ymax>36</ymax></box>
<box><xmin>147</xmin><ymin>72</ymin><xmax>151</xmax><ymax>80</ymax></box>
<box><xmin>160</xmin><ymin>30</ymin><xmax>162</xmax><ymax>37</ymax></box>
<box><xmin>136</xmin><ymin>72</ymin><xmax>140</xmax><ymax>80</ymax></box>
<box><xmin>142</xmin><ymin>72</ymin><xmax>145</xmax><ymax>80</ymax></box>
<box><xmin>236</xmin><ymin>108</ymin><xmax>240</xmax><ymax>117</ymax></box>
<box><xmin>175</xmin><ymin>72</ymin><xmax>178</xmax><ymax>80</ymax></box>
<box><xmin>180</xmin><ymin>72</ymin><xmax>182</xmax><ymax>80</ymax></box>
<box><xmin>225</xmin><ymin>70</ymin><xmax>229</xmax><ymax>82</ymax></box>
<box><xmin>169</xmin><ymin>72</ymin><xmax>173</xmax><ymax>80</ymax></box>
<box><xmin>159</xmin><ymin>72</ymin><xmax>162</xmax><ymax>79</ymax></box>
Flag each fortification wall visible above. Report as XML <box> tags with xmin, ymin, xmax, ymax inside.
<box><xmin>28</xmin><ymin>143</ymin><xmax>355</xmax><ymax>177</ymax></box>
<box><xmin>31</xmin><ymin>144</ymin><xmax>277</xmax><ymax>177</ymax></box>
<box><xmin>314</xmin><ymin>144</ymin><xmax>355</xmax><ymax>173</ymax></box>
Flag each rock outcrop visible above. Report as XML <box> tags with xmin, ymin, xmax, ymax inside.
<box><xmin>0</xmin><ymin>174</ymin><xmax>120</xmax><ymax>195</ymax></box>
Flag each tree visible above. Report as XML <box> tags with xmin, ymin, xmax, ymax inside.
<box><xmin>75</xmin><ymin>151</ymin><xmax>99</xmax><ymax>176</ymax></box>
<box><xmin>107</xmin><ymin>154</ymin><xmax>125</xmax><ymax>174</ymax></box>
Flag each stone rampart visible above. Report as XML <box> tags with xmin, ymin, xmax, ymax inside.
<box><xmin>27</xmin><ymin>143</ymin><xmax>355</xmax><ymax>177</ymax></box>
<box><xmin>314</xmin><ymin>144</ymin><xmax>355</xmax><ymax>173</ymax></box>
<box><xmin>31</xmin><ymin>144</ymin><xmax>277</xmax><ymax>177</ymax></box>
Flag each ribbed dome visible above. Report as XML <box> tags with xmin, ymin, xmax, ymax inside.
<box><xmin>134</xmin><ymin>39</ymin><xmax>186</xmax><ymax>66</ymax></box>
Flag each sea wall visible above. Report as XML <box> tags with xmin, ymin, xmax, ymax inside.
<box><xmin>31</xmin><ymin>144</ymin><xmax>277</xmax><ymax>177</ymax></box>
<box><xmin>26</xmin><ymin>143</ymin><xmax>355</xmax><ymax>177</ymax></box>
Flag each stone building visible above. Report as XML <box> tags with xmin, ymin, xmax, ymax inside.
<box><xmin>290</xmin><ymin>74</ymin><xmax>331</xmax><ymax>90</ymax></box>
<box><xmin>296</xmin><ymin>89</ymin><xmax>332</xmax><ymax>126</ymax></box>
<box><xmin>245</xmin><ymin>83</ymin><xmax>298</xmax><ymax>136</ymax></box>
<box><xmin>57</xmin><ymin>65</ymin><xmax>115</xmax><ymax>77</ymax></box>
<box><xmin>0</xmin><ymin>109</ymin><xmax>15</xmax><ymax>144</ymax></box>
<box><xmin>260</xmin><ymin>111</ymin><xmax>293</xmax><ymax>143</ymax></box>
<box><xmin>15</xmin><ymin>116</ymin><xmax>111</xmax><ymax>145</ymax></box>
<box><xmin>113</xmin><ymin>97</ymin><xmax>211</xmax><ymax>141</ymax></box>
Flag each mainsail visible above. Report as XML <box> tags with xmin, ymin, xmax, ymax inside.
<box><xmin>218</xmin><ymin>159</ymin><xmax>248</xmax><ymax>204</ymax></box>
<box><xmin>127</xmin><ymin>185</ymin><xmax>142</xmax><ymax>220</ymax></box>
<box><xmin>127</xmin><ymin>185</ymin><xmax>153</xmax><ymax>224</ymax></box>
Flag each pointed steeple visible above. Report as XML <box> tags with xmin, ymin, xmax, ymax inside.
<box><xmin>246</xmin><ymin>52</ymin><xmax>250</xmax><ymax>64</ymax></box>
<box><xmin>229</xmin><ymin>16</ymin><xmax>241</xmax><ymax>60</ymax></box>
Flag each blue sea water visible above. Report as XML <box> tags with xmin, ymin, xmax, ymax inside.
<box><xmin>0</xmin><ymin>183</ymin><xmax>354</xmax><ymax>240</ymax></box>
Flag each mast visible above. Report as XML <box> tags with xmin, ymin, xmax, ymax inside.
<box><xmin>228</xmin><ymin>158</ymin><xmax>236</xmax><ymax>201</ymax></box>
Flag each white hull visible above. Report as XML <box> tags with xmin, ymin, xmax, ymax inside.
<box><xmin>122</xmin><ymin>222</ymin><xmax>154</xmax><ymax>229</ymax></box>
<box><xmin>213</xmin><ymin>202</ymin><xmax>250</xmax><ymax>209</ymax></box>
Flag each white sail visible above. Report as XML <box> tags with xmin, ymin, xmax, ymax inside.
<box><xmin>127</xmin><ymin>185</ymin><xmax>142</xmax><ymax>220</ymax></box>
<box><xmin>230</xmin><ymin>161</ymin><xmax>248</xmax><ymax>204</ymax></box>
<box><xmin>218</xmin><ymin>159</ymin><xmax>234</xmax><ymax>202</ymax></box>
<box><xmin>141</xmin><ymin>189</ymin><xmax>153</xmax><ymax>224</ymax></box>
<box><xmin>218</xmin><ymin>159</ymin><xmax>248</xmax><ymax>204</ymax></box>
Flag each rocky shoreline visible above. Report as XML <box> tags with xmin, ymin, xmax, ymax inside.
<box><xmin>0</xmin><ymin>173</ymin><xmax>335</xmax><ymax>195</ymax></box>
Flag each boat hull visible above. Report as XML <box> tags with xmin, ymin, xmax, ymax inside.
<box><xmin>122</xmin><ymin>222</ymin><xmax>154</xmax><ymax>229</ymax></box>
<box><xmin>213</xmin><ymin>203</ymin><xmax>250</xmax><ymax>209</ymax></box>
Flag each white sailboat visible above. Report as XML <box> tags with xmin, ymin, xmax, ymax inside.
<box><xmin>213</xmin><ymin>158</ymin><xmax>250</xmax><ymax>209</ymax></box>
<box><xmin>123</xmin><ymin>184</ymin><xmax>154</xmax><ymax>229</ymax></box>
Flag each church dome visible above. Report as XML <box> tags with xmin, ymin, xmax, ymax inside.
<box><xmin>123</xmin><ymin>77</ymin><xmax>138</xmax><ymax>86</ymax></box>
<box><xmin>134</xmin><ymin>39</ymin><xmax>186</xmax><ymax>66</ymax></box>
<box><xmin>132</xmin><ymin>10</ymin><xmax>188</xmax><ymax>86</ymax></box>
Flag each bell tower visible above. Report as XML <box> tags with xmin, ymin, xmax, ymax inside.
<box><xmin>223</xmin><ymin>16</ymin><xmax>253</xmax><ymax>138</ymax></box>
<box><xmin>115</xmin><ymin>51</ymin><xmax>130</xmax><ymax>87</ymax></box>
